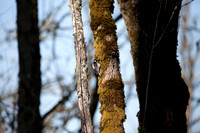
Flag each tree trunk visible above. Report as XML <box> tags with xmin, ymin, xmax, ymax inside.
<box><xmin>89</xmin><ymin>0</ymin><xmax>126</xmax><ymax>132</ymax></box>
<box><xmin>69</xmin><ymin>0</ymin><xmax>94</xmax><ymax>133</ymax></box>
<box><xmin>118</xmin><ymin>0</ymin><xmax>189</xmax><ymax>132</ymax></box>
<box><xmin>16</xmin><ymin>0</ymin><xmax>42</xmax><ymax>132</ymax></box>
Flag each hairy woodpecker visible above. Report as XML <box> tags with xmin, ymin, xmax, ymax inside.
<box><xmin>92</xmin><ymin>59</ymin><xmax>100</xmax><ymax>76</ymax></box>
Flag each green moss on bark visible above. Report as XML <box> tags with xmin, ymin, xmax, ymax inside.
<box><xmin>89</xmin><ymin>0</ymin><xmax>126</xmax><ymax>132</ymax></box>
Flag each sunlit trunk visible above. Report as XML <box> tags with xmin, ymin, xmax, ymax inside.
<box><xmin>89</xmin><ymin>0</ymin><xmax>126</xmax><ymax>132</ymax></box>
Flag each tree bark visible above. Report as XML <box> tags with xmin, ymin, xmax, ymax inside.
<box><xmin>118</xmin><ymin>0</ymin><xmax>189</xmax><ymax>132</ymax></box>
<box><xmin>0</xmin><ymin>117</ymin><xmax>3</xmax><ymax>133</ymax></box>
<box><xmin>16</xmin><ymin>0</ymin><xmax>42</xmax><ymax>133</ymax></box>
<box><xmin>89</xmin><ymin>0</ymin><xmax>126</xmax><ymax>132</ymax></box>
<box><xmin>69</xmin><ymin>0</ymin><xmax>94</xmax><ymax>133</ymax></box>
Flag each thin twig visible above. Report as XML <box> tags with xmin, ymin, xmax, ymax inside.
<box><xmin>182</xmin><ymin>0</ymin><xmax>194</xmax><ymax>7</ymax></box>
<box><xmin>42</xmin><ymin>93</ymin><xmax>71</xmax><ymax>121</ymax></box>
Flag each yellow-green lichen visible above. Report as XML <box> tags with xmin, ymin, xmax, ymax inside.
<box><xmin>100</xmin><ymin>107</ymin><xmax>126</xmax><ymax>133</ymax></box>
<box><xmin>89</xmin><ymin>0</ymin><xmax>126</xmax><ymax>132</ymax></box>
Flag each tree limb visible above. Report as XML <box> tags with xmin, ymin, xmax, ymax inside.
<box><xmin>69</xmin><ymin>0</ymin><xmax>94</xmax><ymax>132</ymax></box>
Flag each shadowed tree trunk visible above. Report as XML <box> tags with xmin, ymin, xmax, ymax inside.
<box><xmin>89</xmin><ymin>0</ymin><xmax>126</xmax><ymax>132</ymax></box>
<box><xmin>118</xmin><ymin>0</ymin><xmax>189</xmax><ymax>132</ymax></box>
<box><xmin>17</xmin><ymin>0</ymin><xmax>42</xmax><ymax>132</ymax></box>
<box><xmin>90</xmin><ymin>76</ymin><xmax>99</xmax><ymax>119</ymax></box>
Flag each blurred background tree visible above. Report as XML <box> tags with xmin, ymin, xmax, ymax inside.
<box><xmin>0</xmin><ymin>0</ymin><xmax>199</xmax><ymax>132</ymax></box>
<box><xmin>16</xmin><ymin>0</ymin><xmax>42</xmax><ymax>132</ymax></box>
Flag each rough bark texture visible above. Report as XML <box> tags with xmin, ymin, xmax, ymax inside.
<box><xmin>69</xmin><ymin>0</ymin><xmax>94</xmax><ymax>133</ymax></box>
<box><xmin>118</xmin><ymin>0</ymin><xmax>189</xmax><ymax>132</ymax></box>
<box><xmin>89</xmin><ymin>0</ymin><xmax>126</xmax><ymax>132</ymax></box>
<box><xmin>16</xmin><ymin>0</ymin><xmax>42</xmax><ymax>132</ymax></box>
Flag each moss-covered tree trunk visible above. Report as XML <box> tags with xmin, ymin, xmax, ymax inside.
<box><xmin>118</xmin><ymin>0</ymin><xmax>189</xmax><ymax>132</ymax></box>
<box><xmin>89</xmin><ymin>0</ymin><xmax>126</xmax><ymax>132</ymax></box>
<box><xmin>17</xmin><ymin>0</ymin><xmax>42</xmax><ymax>132</ymax></box>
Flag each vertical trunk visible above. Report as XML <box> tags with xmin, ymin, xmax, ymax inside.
<box><xmin>69</xmin><ymin>0</ymin><xmax>94</xmax><ymax>133</ymax></box>
<box><xmin>17</xmin><ymin>0</ymin><xmax>42</xmax><ymax>132</ymax></box>
<box><xmin>118</xmin><ymin>0</ymin><xmax>189</xmax><ymax>132</ymax></box>
<box><xmin>89</xmin><ymin>0</ymin><xmax>126</xmax><ymax>132</ymax></box>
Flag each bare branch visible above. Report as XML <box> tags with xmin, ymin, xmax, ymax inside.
<box><xmin>182</xmin><ymin>0</ymin><xmax>194</xmax><ymax>7</ymax></box>
<box><xmin>69</xmin><ymin>0</ymin><xmax>94</xmax><ymax>132</ymax></box>
<box><xmin>42</xmin><ymin>92</ymin><xmax>71</xmax><ymax>121</ymax></box>
<box><xmin>114</xmin><ymin>14</ymin><xmax>122</xmax><ymax>23</ymax></box>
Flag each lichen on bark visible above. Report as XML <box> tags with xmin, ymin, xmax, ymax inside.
<box><xmin>89</xmin><ymin>0</ymin><xmax>126</xmax><ymax>132</ymax></box>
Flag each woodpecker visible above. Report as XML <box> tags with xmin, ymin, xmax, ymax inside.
<box><xmin>92</xmin><ymin>59</ymin><xmax>100</xmax><ymax>76</ymax></box>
